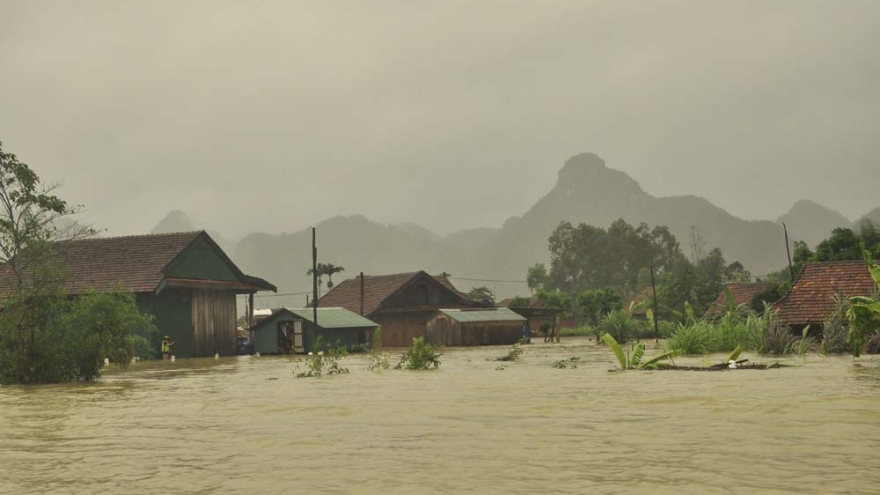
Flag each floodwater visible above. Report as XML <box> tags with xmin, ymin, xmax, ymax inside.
<box><xmin>1</xmin><ymin>338</ymin><xmax>878</xmax><ymax>495</ymax></box>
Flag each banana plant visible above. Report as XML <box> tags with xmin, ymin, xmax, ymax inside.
<box><xmin>602</xmin><ymin>333</ymin><xmax>677</xmax><ymax>370</ymax></box>
<box><xmin>846</xmin><ymin>248</ymin><xmax>880</xmax><ymax>358</ymax></box>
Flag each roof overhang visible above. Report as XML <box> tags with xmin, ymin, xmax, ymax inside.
<box><xmin>162</xmin><ymin>277</ymin><xmax>277</xmax><ymax>293</ymax></box>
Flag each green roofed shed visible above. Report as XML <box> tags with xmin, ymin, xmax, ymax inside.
<box><xmin>438</xmin><ymin>308</ymin><xmax>527</xmax><ymax>323</ymax></box>
<box><xmin>426</xmin><ymin>308</ymin><xmax>528</xmax><ymax>346</ymax></box>
<box><xmin>250</xmin><ymin>307</ymin><xmax>378</xmax><ymax>355</ymax></box>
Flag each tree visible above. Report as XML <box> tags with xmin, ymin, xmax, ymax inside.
<box><xmin>508</xmin><ymin>296</ymin><xmax>531</xmax><ymax>308</ymax></box>
<box><xmin>307</xmin><ymin>262</ymin><xmax>346</xmax><ymax>291</ymax></box>
<box><xmin>576</xmin><ymin>287</ymin><xmax>623</xmax><ymax>327</ymax></box>
<box><xmin>466</xmin><ymin>286</ymin><xmax>496</xmax><ymax>306</ymax></box>
<box><xmin>526</xmin><ymin>263</ymin><xmax>550</xmax><ymax>293</ymax></box>
<box><xmin>0</xmin><ymin>142</ymin><xmax>152</xmax><ymax>384</ymax></box>
<box><xmin>320</xmin><ymin>263</ymin><xmax>345</xmax><ymax>289</ymax></box>
<box><xmin>546</xmin><ymin>219</ymin><xmax>683</xmax><ymax>295</ymax></box>
<box><xmin>846</xmin><ymin>248</ymin><xmax>880</xmax><ymax>357</ymax></box>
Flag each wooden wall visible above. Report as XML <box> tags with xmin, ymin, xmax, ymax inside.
<box><xmin>191</xmin><ymin>289</ymin><xmax>237</xmax><ymax>357</ymax></box>
<box><xmin>426</xmin><ymin>315</ymin><xmax>525</xmax><ymax>346</ymax></box>
<box><xmin>374</xmin><ymin>312</ymin><xmax>432</xmax><ymax>347</ymax></box>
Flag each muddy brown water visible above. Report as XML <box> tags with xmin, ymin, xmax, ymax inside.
<box><xmin>1</xmin><ymin>338</ymin><xmax>878</xmax><ymax>495</ymax></box>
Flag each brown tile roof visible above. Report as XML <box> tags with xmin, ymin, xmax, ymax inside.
<box><xmin>0</xmin><ymin>231</ymin><xmax>275</xmax><ymax>297</ymax></box>
<box><xmin>317</xmin><ymin>271</ymin><xmax>473</xmax><ymax>315</ymax></box>
<box><xmin>774</xmin><ymin>260</ymin><xmax>879</xmax><ymax>326</ymax></box>
<box><xmin>704</xmin><ymin>282</ymin><xmax>771</xmax><ymax>317</ymax></box>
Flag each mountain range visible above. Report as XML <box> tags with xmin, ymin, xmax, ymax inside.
<box><xmin>150</xmin><ymin>153</ymin><xmax>878</xmax><ymax>302</ymax></box>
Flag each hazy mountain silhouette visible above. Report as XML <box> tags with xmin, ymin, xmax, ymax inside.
<box><xmin>150</xmin><ymin>210</ymin><xmax>196</xmax><ymax>234</ymax></box>
<box><xmin>150</xmin><ymin>210</ymin><xmax>235</xmax><ymax>254</ymax></box>
<box><xmin>776</xmin><ymin>200</ymin><xmax>853</xmax><ymax>248</ymax></box>
<box><xmin>150</xmin><ymin>153</ymin><xmax>876</xmax><ymax>300</ymax></box>
<box><xmin>857</xmin><ymin>207</ymin><xmax>880</xmax><ymax>228</ymax></box>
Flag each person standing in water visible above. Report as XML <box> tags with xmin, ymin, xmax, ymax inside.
<box><xmin>161</xmin><ymin>336</ymin><xmax>175</xmax><ymax>360</ymax></box>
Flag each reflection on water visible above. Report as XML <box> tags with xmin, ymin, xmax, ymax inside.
<box><xmin>1</xmin><ymin>338</ymin><xmax>879</xmax><ymax>495</ymax></box>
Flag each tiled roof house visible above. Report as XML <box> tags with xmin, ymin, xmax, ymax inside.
<box><xmin>704</xmin><ymin>282</ymin><xmax>772</xmax><ymax>317</ymax></box>
<box><xmin>774</xmin><ymin>260</ymin><xmax>879</xmax><ymax>329</ymax></box>
<box><xmin>0</xmin><ymin>231</ymin><xmax>276</xmax><ymax>358</ymax></box>
<box><xmin>317</xmin><ymin>271</ymin><xmax>479</xmax><ymax>346</ymax></box>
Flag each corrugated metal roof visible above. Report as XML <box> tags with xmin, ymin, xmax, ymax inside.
<box><xmin>439</xmin><ymin>308</ymin><xmax>527</xmax><ymax>323</ymax></box>
<box><xmin>286</xmin><ymin>307</ymin><xmax>378</xmax><ymax>329</ymax></box>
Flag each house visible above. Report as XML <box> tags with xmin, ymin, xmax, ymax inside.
<box><xmin>774</xmin><ymin>260</ymin><xmax>879</xmax><ymax>332</ymax></box>
<box><xmin>0</xmin><ymin>231</ymin><xmax>276</xmax><ymax>358</ymax></box>
<box><xmin>426</xmin><ymin>308</ymin><xmax>527</xmax><ymax>346</ymax></box>
<box><xmin>704</xmin><ymin>282</ymin><xmax>771</xmax><ymax>318</ymax></box>
<box><xmin>249</xmin><ymin>307</ymin><xmax>378</xmax><ymax>355</ymax></box>
<box><xmin>317</xmin><ymin>271</ymin><xmax>479</xmax><ymax>347</ymax></box>
<box><xmin>497</xmin><ymin>296</ymin><xmax>561</xmax><ymax>336</ymax></box>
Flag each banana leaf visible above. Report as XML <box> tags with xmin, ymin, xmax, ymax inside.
<box><xmin>602</xmin><ymin>333</ymin><xmax>628</xmax><ymax>369</ymax></box>
<box><xmin>726</xmin><ymin>345</ymin><xmax>743</xmax><ymax>362</ymax></box>
<box><xmin>638</xmin><ymin>349</ymin><xmax>678</xmax><ymax>369</ymax></box>
<box><xmin>630</xmin><ymin>343</ymin><xmax>646</xmax><ymax>368</ymax></box>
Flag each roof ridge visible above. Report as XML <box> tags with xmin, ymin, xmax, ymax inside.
<box><xmin>57</xmin><ymin>231</ymin><xmax>205</xmax><ymax>244</ymax></box>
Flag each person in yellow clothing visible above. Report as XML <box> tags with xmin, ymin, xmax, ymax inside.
<box><xmin>161</xmin><ymin>336</ymin><xmax>175</xmax><ymax>360</ymax></box>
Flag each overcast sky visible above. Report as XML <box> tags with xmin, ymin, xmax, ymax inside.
<box><xmin>1</xmin><ymin>0</ymin><xmax>878</xmax><ymax>239</ymax></box>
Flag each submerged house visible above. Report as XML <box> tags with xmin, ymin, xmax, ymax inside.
<box><xmin>497</xmin><ymin>296</ymin><xmax>561</xmax><ymax>336</ymax></box>
<box><xmin>317</xmin><ymin>271</ymin><xmax>480</xmax><ymax>347</ymax></box>
<box><xmin>0</xmin><ymin>231</ymin><xmax>276</xmax><ymax>358</ymax></box>
<box><xmin>703</xmin><ymin>282</ymin><xmax>771</xmax><ymax>318</ymax></box>
<box><xmin>774</xmin><ymin>260</ymin><xmax>879</xmax><ymax>332</ymax></box>
<box><xmin>426</xmin><ymin>308</ymin><xmax>527</xmax><ymax>346</ymax></box>
<box><xmin>249</xmin><ymin>307</ymin><xmax>378</xmax><ymax>355</ymax></box>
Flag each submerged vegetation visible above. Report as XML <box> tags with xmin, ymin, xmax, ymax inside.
<box><xmin>295</xmin><ymin>336</ymin><xmax>350</xmax><ymax>378</ymax></box>
<box><xmin>394</xmin><ymin>337</ymin><xmax>441</xmax><ymax>370</ymax></box>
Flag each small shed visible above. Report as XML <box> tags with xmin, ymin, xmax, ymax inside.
<box><xmin>250</xmin><ymin>307</ymin><xmax>378</xmax><ymax>354</ymax></box>
<box><xmin>426</xmin><ymin>308</ymin><xmax>527</xmax><ymax>346</ymax></box>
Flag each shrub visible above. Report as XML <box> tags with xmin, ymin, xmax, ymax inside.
<box><xmin>496</xmin><ymin>343</ymin><xmax>523</xmax><ymax>362</ymax></box>
<box><xmin>394</xmin><ymin>337</ymin><xmax>441</xmax><ymax>370</ymax></box>
<box><xmin>0</xmin><ymin>291</ymin><xmax>156</xmax><ymax>384</ymax></box>
<box><xmin>598</xmin><ymin>309</ymin><xmax>643</xmax><ymax>344</ymax></box>
<box><xmin>822</xmin><ymin>296</ymin><xmax>851</xmax><ymax>355</ymax></box>
<box><xmin>296</xmin><ymin>336</ymin><xmax>349</xmax><ymax>378</ymax></box>
<box><xmin>762</xmin><ymin>325</ymin><xmax>798</xmax><ymax>355</ymax></box>
<box><xmin>367</xmin><ymin>327</ymin><xmax>390</xmax><ymax>371</ymax></box>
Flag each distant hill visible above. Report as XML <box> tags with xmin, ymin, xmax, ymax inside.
<box><xmin>150</xmin><ymin>210</ymin><xmax>235</xmax><ymax>254</ymax></box>
<box><xmin>150</xmin><ymin>210</ymin><xmax>196</xmax><ymax>234</ymax></box>
<box><xmin>857</xmin><ymin>207</ymin><xmax>880</xmax><ymax>228</ymax></box>
<box><xmin>150</xmin><ymin>153</ymin><xmax>875</xmax><ymax>300</ymax></box>
<box><xmin>776</xmin><ymin>200</ymin><xmax>853</xmax><ymax>248</ymax></box>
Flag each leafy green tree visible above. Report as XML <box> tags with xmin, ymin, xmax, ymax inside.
<box><xmin>0</xmin><ymin>142</ymin><xmax>153</xmax><ymax>384</ymax></box>
<box><xmin>526</xmin><ymin>263</ymin><xmax>551</xmax><ymax>293</ymax></box>
<box><xmin>508</xmin><ymin>296</ymin><xmax>531</xmax><ymax>308</ymax></box>
<box><xmin>576</xmin><ymin>287</ymin><xmax>623</xmax><ymax>327</ymax></box>
<box><xmin>466</xmin><ymin>286</ymin><xmax>496</xmax><ymax>306</ymax></box>
<box><xmin>846</xmin><ymin>248</ymin><xmax>880</xmax><ymax>357</ymax></box>
<box><xmin>546</xmin><ymin>219</ymin><xmax>683</xmax><ymax>295</ymax></box>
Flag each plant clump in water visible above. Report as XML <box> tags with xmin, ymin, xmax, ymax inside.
<box><xmin>394</xmin><ymin>337</ymin><xmax>441</xmax><ymax>370</ymax></box>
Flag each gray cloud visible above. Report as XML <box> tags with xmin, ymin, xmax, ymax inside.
<box><xmin>1</xmin><ymin>0</ymin><xmax>878</xmax><ymax>238</ymax></box>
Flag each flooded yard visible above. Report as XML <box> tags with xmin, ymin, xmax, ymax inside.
<box><xmin>1</xmin><ymin>338</ymin><xmax>878</xmax><ymax>495</ymax></box>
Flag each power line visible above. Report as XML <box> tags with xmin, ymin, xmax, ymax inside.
<box><xmin>449</xmin><ymin>277</ymin><xmax>527</xmax><ymax>284</ymax></box>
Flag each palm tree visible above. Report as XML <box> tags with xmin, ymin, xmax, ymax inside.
<box><xmin>306</xmin><ymin>267</ymin><xmax>324</xmax><ymax>293</ymax></box>
<box><xmin>321</xmin><ymin>263</ymin><xmax>345</xmax><ymax>290</ymax></box>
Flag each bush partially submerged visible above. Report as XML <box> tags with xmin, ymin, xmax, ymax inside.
<box><xmin>394</xmin><ymin>337</ymin><xmax>441</xmax><ymax>370</ymax></box>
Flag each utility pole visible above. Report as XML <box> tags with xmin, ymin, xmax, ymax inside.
<box><xmin>650</xmin><ymin>265</ymin><xmax>660</xmax><ymax>343</ymax></box>
<box><xmin>312</xmin><ymin>227</ymin><xmax>318</xmax><ymax>330</ymax></box>
<box><xmin>783</xmin><ymin>223</ymin><xmax>794</xmax><ymax>284</ymax></box>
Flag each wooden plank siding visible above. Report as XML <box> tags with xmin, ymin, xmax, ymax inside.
<box><xmin>426</xmin><ymin>315</ymin><xmax>525</xmax><ymax>346</ymax></box>
<box><xmin>191</xmin><ymin>289</ymin><xmax>237</xmax><ymax>357</ymax></box>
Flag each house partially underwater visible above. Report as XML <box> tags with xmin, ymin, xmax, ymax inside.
<box><xmin>0</xmin><ymin>231</ymin><xmax>276</xmax><ymax>358</ymax></box>
<box><xmin>317</xmin><ymin>271</ymin><xmax>481</xmax><ymax>347</ymax></box>
<box><xmin>250</xmin><ymin>307</ymin><xmax>378</xmax><ymax>355</ymax></box>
